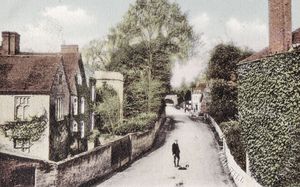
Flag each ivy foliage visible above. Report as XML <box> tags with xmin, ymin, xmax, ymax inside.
<box><xmin>238</xmin><ymin>52</ymin><xmax>300</xmax><ymax>187</ymax></box>
<box><xmin>0</xmin><ymin>111</ymin><xmax>48</xmax><ymax>142</ymax></box>
<box><xmin>220</xmin><ymin>120</ymin><xmax>246</xmax><ymax>170</ymax></box>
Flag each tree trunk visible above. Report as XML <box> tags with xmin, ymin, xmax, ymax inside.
<box><xmin>147</xmin><ymin>52</ymin><xmax>152</xmax><ymax>113</ymax></box>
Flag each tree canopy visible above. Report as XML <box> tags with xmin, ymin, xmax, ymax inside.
<box><xmin>101</xmin><ymin>0</ymin><xmax>197</xmax><ymax>117</ymax></box>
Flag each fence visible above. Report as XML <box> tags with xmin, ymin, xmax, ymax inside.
<box><xmin>207</xmin><ymin>115</ymin><xmax>262</xmax><ymax>187</ymax></box>
<box><xmin>0</xmin><ymin>115</ymin><xmax>166</xmax><ymax>187</ymax></box>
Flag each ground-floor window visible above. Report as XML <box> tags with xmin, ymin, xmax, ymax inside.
<box><xmin>13</xmin><ymin>138</ymin><xmax>31</xmax><ymax>152</ymax></box>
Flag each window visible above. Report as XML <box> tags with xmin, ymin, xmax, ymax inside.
<box><xmin>72</xmin><ymin>121</ymin><xmax>78</xmax><ymax>132</ymax></box>
<box><xmin>80</xmin><ymin>121</ymin><xmax>85</xmax><ymax>138</ymax></box>
<box><xmin>91</xmin><ymin>85</ymin><xmax>95</xmax><ymax>102</ymax></box>
<box><xmin>13</xmin><ymin>138</ymin><xmax>30</xmax><ymax>152</ymax></box>
<box><xmin>80</xmin><ymin>97</ymin><xmax>85</xmax><ymax>114</ymax></box>
<box><xmin>73</xmin><ymin>97</ymin><xmax>78</xmax><ymax>115</ymax></box>
<box><xmin>56</xmin><ymin>97</ymin><xmax>63</xmax><ymax>120</ymax></box>
<box><xmin>90</xmin><ymin>112</ymin><xmax>95</xmax><ymax>131</ymax></box>
<box><xmin>15</xmin><ymin>96</ymin><xmax>30</xmax><ymax>120</ymax></box>
<box><xmin>77</xmin><ymin>74</ymin><xmax>82</xmax><ymax>85</ymax></box>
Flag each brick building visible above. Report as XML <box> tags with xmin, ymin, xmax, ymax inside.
<box><xmin>0</xmin><ymin>31</ymin><xmax>95</xmax><ymax>161</ymax></box>
<box><xmin>244</xmin><ymin>0</ymin><xmax>300</xmax><ymax>61</ymax></box>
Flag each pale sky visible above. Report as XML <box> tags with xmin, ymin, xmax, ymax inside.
<box><xmin>1</xmin><ymin>0</ymin><xmax>300</xmax><ymax>87</ymax></box>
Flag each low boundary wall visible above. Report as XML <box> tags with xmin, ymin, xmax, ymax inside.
<box><xmin>0</xmin><ymin>115</ymin><xmax>166</xmax><ymax>187</ymax></box>
<box><xmin>207</xmin><ymin>115</ymin><xmax>261</xmax><ymax>187</ymax></box>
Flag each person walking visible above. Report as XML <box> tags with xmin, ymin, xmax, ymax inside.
<box><xmin>172</xmin><ymin>139</ymin><xmax>180</xmax><ymax>167</ymax></box>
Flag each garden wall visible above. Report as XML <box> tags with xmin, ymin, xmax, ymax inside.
<box><xmin>0</xmin><ymin>115</ymin><xmax>166</xmax><ymax>187</ymax></box>
<box><xmin>56</xmin><ymin>144</ymin><xmax>112</xmax><ymax>187</ymax></box>
<box><xmin>238</xmin><ymin>51</ymin><xmax>300</xmax><ymax>186</ymax></box>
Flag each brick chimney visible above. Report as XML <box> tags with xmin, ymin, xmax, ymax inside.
<box><xmin>61</xmin><ymin>45</ymin><xmax>79</xmax><ymax>53</ymax></box>
<box><xmin>269</xmin><ymin>0</ymin><xmax>292</xmax><ymax>54</ymax></box>
<box><xmin>1</xmin><ymin>31</ymin><xmax>20</xmax><ymax>55</ymax></box>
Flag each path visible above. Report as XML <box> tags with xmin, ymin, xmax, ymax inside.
<box><xmin>96</xmin><ymin>106</ymin><xmax>234</xmax><ymax>187</ymax></box>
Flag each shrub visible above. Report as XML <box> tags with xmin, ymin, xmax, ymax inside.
<box><xmin>209</xmin><ymin>79</ymin><xmax>238</xmax><ymax>123</ymax></box>
<box><xmin>220</xmin><ymin>120</ymin><xmax>246</xmax><ymax>170</ymax></box>
<box><xmin>115</xmin><ymin>113</ymin><xmax>157</xmax><ymax>135</ymax></box>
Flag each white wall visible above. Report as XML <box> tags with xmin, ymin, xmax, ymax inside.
<box><xmin>191</xmin><ymin>93</ymin><xmax>202</xmax><ymax>112</ymax></box>
<box><xmin>0</xmin><ymin>95</ymin><xmax>50</xmax><ymax>160</ymax></box>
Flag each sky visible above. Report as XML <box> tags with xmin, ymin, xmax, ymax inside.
<box><xmin>1</xmin><ymin>0</ymin><xmax>300</xmax><ymax>88</ymax></box>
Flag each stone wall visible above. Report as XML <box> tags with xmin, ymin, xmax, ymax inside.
<box><xmin>0</xmin><ymin>115</ymin><xmax>165</xmax><ymax>187</ymax></box>
<box><xmin>56</xmin><ymin>145</ymin><xmax>112</xmax><ymax>187</ymax></box>
<box><xmin>0</xmin><ymin>151</ymin><xmax>57</xmax><ymax>187</ymax></box>
<box><xmin>130</xmin><ymin>130</ymin><xmax>155</xmax><ymax>160</ymax></box>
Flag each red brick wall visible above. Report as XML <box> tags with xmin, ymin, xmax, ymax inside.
<box><xmin>269</xmin><ymin>0</ymin><xmax>292</xmax><ymax>53</ymax></box>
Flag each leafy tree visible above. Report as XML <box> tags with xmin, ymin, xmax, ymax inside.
<box><xmin>207</xmin><ymin>43</ymin><xmax>252</xmax><ymax>122</ymax></box>
<box><xmin>208</xmin><ymin>44</ymin><xmax>252</xmax><ymax>81</ymax></box>
<box><xmin>105</xmin><ymin>0</ymin><xmax>197</xmax><ymax>115</ymax></box>
<box><xmin>82</xmin><ymin>39</ymin><xmax>110</xmax><ymax>71</ymax></box>
<box><xmin>95</xmin><ymin>84</ymin><xmax>120</xmax><ymax>134</ymax></box>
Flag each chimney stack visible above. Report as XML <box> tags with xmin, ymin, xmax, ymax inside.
<box><xmin>1</xmin><ymin>31</ymin><xmax>20</xmax><ymax>55</ymax></box>
<box><xmin>269</xmin><ymin>0</ymin><xmax>292</xmax><ymax>54</ymax></box>
<box><xmin>61</xmin><ymin>45</ymin><xmax>79</xmax><ymax>53</ymax></box>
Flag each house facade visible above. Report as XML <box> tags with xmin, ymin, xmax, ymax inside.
<box><xmin>0</xmin><ymin>31</ymin><xmax>95</xmax><ymax>161</ymax></box>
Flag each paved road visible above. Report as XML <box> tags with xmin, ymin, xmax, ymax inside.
<box><xmin>96</xmin><ymin>106</ymin><xmax>234</xmax><ymax>187</ymax></box>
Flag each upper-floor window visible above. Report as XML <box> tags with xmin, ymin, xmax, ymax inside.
<box><xmin>80</xmin><ymin>121</ymin><xmax>85</xmax><ymax>138</ymax></box>
<box><xmin>77</xmin><ymin>74</ymin><xmax>82</xmax><ymax>85</ymax></box>
<box><xmin>15</xmin><ymin>96</ymin><xmax>30</xmax><ymax>120</ymax></box>
<box><xmin>56</xmin><ymin>97</ymin><xmax>63</xmax><ymax>121</ymax></box>
<box><xmin>90</xmin><ymin>112</ymin><xmax>95</xmax><ymax>132</ymax></box>
<box><xmin>73</xmin><ymin>96</ymin><xmax>78</xmax><ymax>115</ymax></box>
<box><xmin>80</xmin><ymin>97</ymin><xmax>85</xmax><ymax>114</ymax></box>
<box><xmin>91</xmin><ymin>85</ymin><xmax>95</xmax><ymax>102</ymax></box>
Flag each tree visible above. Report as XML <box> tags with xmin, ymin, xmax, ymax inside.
<box><xmin>207</xmin><ymin>43</ymin><xmax>252</xmax><ymax>122</ymax></box>
<box><xmin>208</xmin><ymin>44</ymin><xmax>252</xmax><ymax>81</ymax></box>
<box><xmin>95</xmin><ymin>84</ymin><xmax>120</xmax><ymax>134</ymax></box>
<box><xmin>106</xmin><ymin>0</ymin><xmax>197</xmax><ymax>115</ymax></box>
<box><xmin>82</xmin><ymin>39</ymin><xmax>110</xmax><ymax>71</ymax></box>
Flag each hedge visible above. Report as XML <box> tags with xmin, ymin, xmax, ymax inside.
<box><xmin>115</xmin><ymin>113</ymin><xmax>157</xmax><ymax>135</ymax></box>
<box><xmin>238</xmin><ymin>51</ymin><xmax>300</xmax><ymax>186</ymax></box>
<box><xmin>219</xmin><ymin>120</ymin><xmax>246</xmax><ymax>170</ymax></box>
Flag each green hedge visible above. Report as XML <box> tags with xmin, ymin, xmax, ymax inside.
<box><xmin>220</xmin><ymin>120</ymin><xmax>246</xmax><ymax>170</ymax></box>
<box><xmin>238</xmin><ymin>51</ymin><xmax>300</xmax><ymax>187</ymax></box>
<box><xmin>115</xmin><ymin>113</ymin><xmax>157</xmax><ymax>135</ymax></box>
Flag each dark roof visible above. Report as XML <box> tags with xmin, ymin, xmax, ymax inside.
<box><xmin>62</xmin><ymin>53</ymin><xmax>85</xmax><ymax>95</ymax></box>
<box><xmin>242</xmin><ymin>28</ymin><xmax>300</xmax><ymax>62</ymax></box>
<box><xmin>0</xmin><ymin>55</ymin><xmax>62</xmax><ymax>93</ymax></box>
<box><xmin>241</xmin><ymin>47</ymin><xmax>270</xmax><ymax>62</ymax></box>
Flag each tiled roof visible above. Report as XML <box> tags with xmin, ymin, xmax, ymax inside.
<box><xmin>62</xmin><ymin>53</ymin><xmax>84</xmax><ymax>95</ymax></box>
<box><xmin>241</xmin><ymin>47</ymin><xmax>270</xmax><ymax>62</ymax></box>
<box><xmin>242</xmin><ymin>28</ymin><xmax>300</xmax><ymax>62</ymax></box>
<box><xmin>0</xmin><ymin>55</ymin><xmax>62</xmax><ymax>93</ymax></box>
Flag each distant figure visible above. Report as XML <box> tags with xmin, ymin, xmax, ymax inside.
<box><xmin>172</xmin><ymin>140</ymin><xmax>180</xmax><ymax>167</ymax></box>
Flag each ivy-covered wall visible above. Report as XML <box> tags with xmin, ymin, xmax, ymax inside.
<box><xmin>238</xmin><ymin>51</ymin><xmax>300</xmax><ymax>187</ymax></box>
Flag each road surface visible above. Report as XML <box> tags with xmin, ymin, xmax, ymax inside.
<box><xmin>96</xmin><ymin>106</ymin><xmax>234</xmax><ymax>187</ymax></box>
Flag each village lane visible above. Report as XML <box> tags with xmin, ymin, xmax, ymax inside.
<box><xmin>96</xmin><ymin>106</ymin><xmax>234</xmax><ymax>187</ymax></box>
